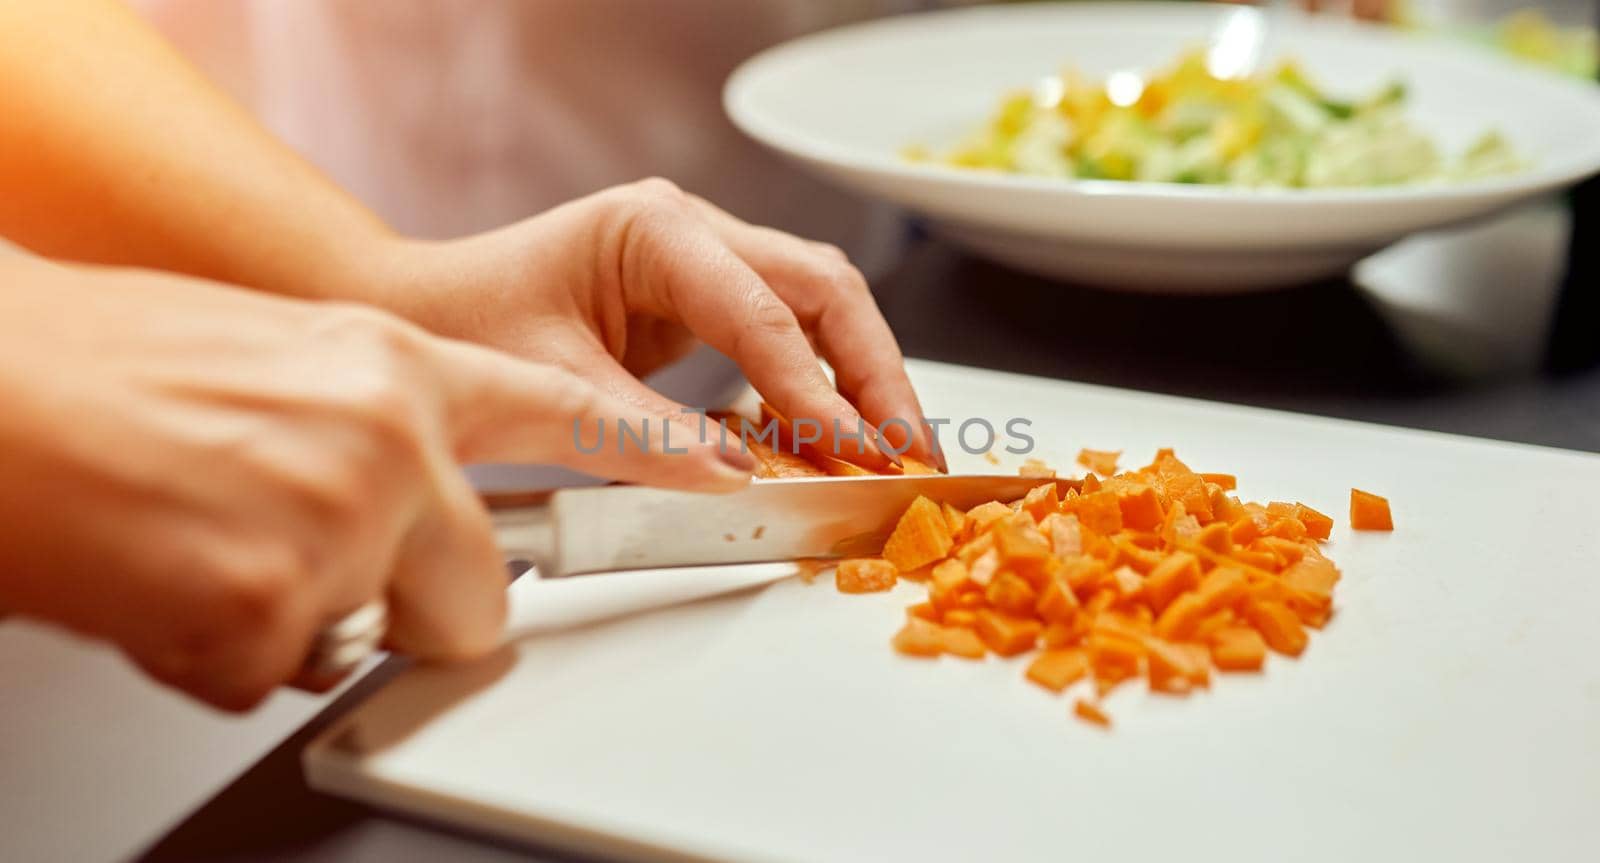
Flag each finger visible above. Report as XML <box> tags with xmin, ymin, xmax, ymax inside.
<box><xmin>528</xmin><ymin>324</ymin><xmax>703</xmax><ymax>436</ymax></box>
<box><xmin>608</xmin><ymin>186</ymin><xmax>899</xmax><ymax>470</ymax></box>
<box><xmin>427</xmin><ymin>337</ymin><xmax>757</xmax><ymax>491</ymax></box>
<box><xmin>685</xmin><ymin>198</ymin><xmax>944</xmax><ymax>470</ymax></box>
<box><xmin>383</xmin><ymin>453</ymin><xmax>508</xmax><ymax>661</ymax></box>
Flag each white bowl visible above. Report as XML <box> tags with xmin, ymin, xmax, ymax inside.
<box><xmin>725</xmin><ymin>2</ymin><xmax>1600</xmax><ymax>292</ymax></box>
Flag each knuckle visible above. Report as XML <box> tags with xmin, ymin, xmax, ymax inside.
<box><xmin>629</xmin><ymin>176</ymin><xmax>687</xmax><ymax>206</ymax></box>
<box><xmin>541</xmin><ymin>368</ymin><xmax>598</xmax><ymax>423</ymax></box>
<box><xmin>214</xmin><ymin>558</ymin><xmax>301</xmax><ymax>641</ymax></box>
<box><xmin>745</xmin><ymin>290</ymin><xmax>801</xmax><ymax>337</ymax></box>
<box><xmin>811</xmin><ymin>241</ymin><xmax>851</xmax><ymax>263</ymax></box>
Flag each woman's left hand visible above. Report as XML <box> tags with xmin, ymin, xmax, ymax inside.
<box><xmin>375</xmin><ymin>178</ymin><xmax>941</xmax><ymax>471</ymax></box>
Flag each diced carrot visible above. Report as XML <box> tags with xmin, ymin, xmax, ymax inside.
<box><xmin>1267</xmin><ymin>517</ymin><xmax>1307</xmax><ymax>541</ymax></box>
<box><xmin>942</xmin><ymin>608</ymin><xmax>978</xmax><ymax>629</ymax></box>
<box><xmin>1043</xmin><ymin>512</ymin><xmax>1083</xmax><ymax>557</ymax></box>
<box><xmin>937</xmin><ymin>626</ymin><xmax>987</xmax><ymax>659</ymax></box>
<box><xmin>892</xmin><ymin>619</ymin><xmax>944</xmax><ymax>657</ymax></box>
<box><xmin>883</xmin><ymin>495</ymin><xmax>954</xmax><ymax>573</ymax></box>
<box><xmin>1194</xmin><ymin>521</ymin><xmax>1232</xmax><ymax>555</ymax></box>
<box><xmin>1161</xmin><ymin>472</ymin><xmax>1214</xmax><ymax>523</ymax></box>
<box><xmin>1228</xmin><ymin>515</ymin><xmax>1262</xmax><ymax>546</ymax></box>
<box><xmin>941</xmin><ymin>502</ymin><xmax>969</xmax><ymax>541</ymax></box>
<box><xmin>1026</xmin><ymin>648</ymin><xmax>1090</xmax><ymax>692</ymax></box>
<box><xmin>1350</xmin><ymin>488</ymin><xmax>1394</xmax><ymax>531</ymax></box>
<box><xmin>1113</xmin><ymin>483</ymin><xmax>1164</xmax><ymax>531</ymax></box>
<box><xmin>1041</xmin><ymin>618</ymin><xmax>1089</xmax><ymax>648</ymax></box>
<box><xmin>1144</xmin><ymin>552</ymin><xmax>1201</xmax><ymax>613</ymax></box>
<box><xmin>985</xmin><ymin>572</ymin><xmax>1038</xmax><ymax>617</ymax></box>
<box><xmin>966</xmin><ymin>500</ymin><xmax>1012</xmax><ymax>534</ymax></box>
<box><xmin>1147</xmin><ymin>637</ymin><xmax>1203</xmax><ymax>695</ymax></box>
<box><xmin>1154</xmin><ymin>592</ymin><xmax>1207</xmax><ymax>641</ymax></box>
<box><xmin>1244</xmin><ymin>600</ymin><xmax>1308</xmax><ymax>656</ymax></box>
<box><xmin>899</xmin><ymin>456</ymin><xmax>941</xmax><ymax>475</ymax></box>
<box><xmin>1068</xmin><ymin>489</ymin><xmax>1124</xmax><ymax>535</ymax></box>
<box><xmin>1195</xmin><ymin>566</ymin><xmax>1248</xmax><ymax>613</ymax></box>
<box><xmin>1036</xmin><ymin>572</ymin><xmax>1081</xmax><ymax>624</ymax></box>
<box><xmin>1076</xmin><ymin>448</ymin><xmax>1122</xmax><ymax>476</ymax></box>
<box><xmin>1112</xmin><ymin>536</ymin><xmax>1165</xmax><ymax>574</ymax></box>
<box><xmin>1020</xmin><ymin>482</ymin><xmax>1061</xmax><ymax>522</ymax></box>
<box><xmin>735</xmin><ymin>423</ymin><xmax>1349</xmax><ymax>730</ymax></box>
<box><xmin>1074</xmin><ymin>699</ymin><xmax>1112</xmax><ymax>728</ymax></box>
<box><xmin>974</xmin><ymin>610</ymin><xmax>1042</xmax><ymax>657</ymax></box>
<box><xmin>836</xmin><ymin>558</ymin><xmax>897</xmax><ymax>593</ymax></box>
<box><xmin>967</xmin><ymin>548</ymin><xmax>1001</xmax><ymax>588</ymax></box>
<box><xmin>1018</xmin><ymin>458</ymin><xmax>1056</xmax><ymax>478</ymax></box>
<box><xmin>1210</xmin><ymin>627</ymin><xmax>1267</xmax><ymax>671</ymax></box>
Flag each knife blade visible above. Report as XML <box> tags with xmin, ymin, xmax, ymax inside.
<box><xmin>486</xmin><ymin>474</ymin><xmax>1079</xmax><ymax>578</ymax></box>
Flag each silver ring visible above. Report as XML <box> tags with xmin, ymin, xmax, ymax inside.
<box><xmin>295</xmin><ymin>599</ymin><xmax>388</xmax><ymax>690</ymax></box>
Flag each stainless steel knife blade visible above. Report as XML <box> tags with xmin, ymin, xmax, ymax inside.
<box><xmin>487</xmin><ymin>474</ymin><xmax>1078</xmax><ymax>578</ymax></box>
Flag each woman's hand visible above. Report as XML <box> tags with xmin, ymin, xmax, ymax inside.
<box><xmin>0</xmin><ymin>255</ymin><xmax>753</xmax><ymax>710</ymax></box>
<box><xmin>376</xmin><ymin>179</ymin><xmax>942</xmax><ymax>471</ymax></box>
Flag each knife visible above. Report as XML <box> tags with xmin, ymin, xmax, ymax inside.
<box><xmin>485</xmin><ymin>474</ymin><xmax>1080</xmax><ymax>578</ymax></box>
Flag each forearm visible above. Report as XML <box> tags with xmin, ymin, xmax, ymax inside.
<box><xmin>0</xmin><ymin>0</ymin><xmax>400</xmax><ymax>303</ymax></box>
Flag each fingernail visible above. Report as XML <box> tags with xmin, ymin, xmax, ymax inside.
<box><xmin>717</xmin><ymin>443</ymin><xmax>758</xmax><ymax>473</ymax></box>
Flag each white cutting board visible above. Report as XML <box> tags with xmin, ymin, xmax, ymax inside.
<box><xmin>304</xmin><ymin>360</ymin><xmax>1600</xmax><ymax>862</ymax></box>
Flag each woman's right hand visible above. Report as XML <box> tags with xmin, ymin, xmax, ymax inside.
<box><xmin>0</xmin><ymin>255</ymin><xmax>752</xmax><ymax>710</ymax></box>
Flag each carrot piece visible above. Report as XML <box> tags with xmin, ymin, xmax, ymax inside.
<box><xmin>985</xmin><ymin>572</ymin><xmax>1039</xmax><ymax>617</ymax></box>
<box><xmin>1228</xmin><ymin>515</ymin><xmax>1262</xmax><ymax>546</ymax></box>
<box><xmin>1161</xmin><ymin>472</ymin><xmax>1214</xmax><ymax>523</ymax></box>
<box><xmin>1043</xmin><ymin>512</ymin><xmax>1083</xmax><ymax>557</ymax></box>
<box><xmin>1020</xmin><ymin>482</ymin><xmax>1061</xmax><ymax>522</ymax></box>
<box><xmin>942</xmin><ymin>608</ymin><xmax>978</xmax><ymax>629</ymax></box>
<box><xmin>1244</xmin><ymin>600</ymin><xmax>1308</xmax><ymax>656</ymax></box>
<box><xmin>1350</xmin><ymin>488</ymin><xmax>1394</xmax><ymax>531</ymax></box>
<box><xmin>1191</xmin><ymin>608</ymin><xmax>1236</xmax><ymax>641</ymax></box>
<box><xmin>1042</xmin><ymin>618</ymin><xmax>1089</xmax><ymax>649</ymax></box>
<box><xmin>1018</xmin><ymin>458</ymin><xmax>1056</xmax><ymax>478</ymax></box>
<box><xmin>1210</xmin><ymin>626</ymin><xmax>1267</xmax><ymax>671</ymax></box>
<box><xmin>1144</xmin><ymin>552</ymin><xmax>1201</xmax><ymax>613</ymax></box>
<box><xmin>883</xmin><ymin>495</ymin><xmax>955</xmax><ymax>573</ymax></box>
<box><xmin>941</xmin><ymin>502</ymin><xmax>969</xmax><ymax>541</ymax></box>
<box><xmin>906</xmin><ymin>602</ymin><xmax>940</xmax><ymax>622</ymax></box>
<box><xmin>1195</xmin><ymin>566</ymin><xmax>1249</xmax><ymax>613</ymax></box>
<box><xmin>1109</xmin><ymin>565</ymin><xmax>1144</xmax><ymax>601</ymax></box>
<box><xmin>994</xmin><ymin>518</ymin><xmax>1052</xmax><ymax>573</ymax></box>
<box><xmin>1255</xmin><ymin>536</ymin><xmax>1307</xmax><ymax>567</ymax></box>
<box><xmin>1298</xmin><ymin>507</ymin><xmax>1334</xmax><ymax>541</ymax></box>
<box><xmin>1266</xmin><ymin>517</ymin><xmax>1307</xmax><ymax>541</ymax></box>
<box><xmin>929</xmin><ymin>559</ymin><xmax>972</xmax><ymax>611</ymax></box>
<box><xmin>1035</xmin><ymin>572</ymin><xmax>1081</xmax><ymax>624</ymax></box>
<box><xmin>1068</xmin><ymin>489</ymin><xmax>1124</xmax><ymax>535</ymax></box>
<box><xmin>899</xmin><ymin>456</ymin><xmax>940</xmax><ymax>475</ymax></box>
<box><xmin>974</xmin><ymin>609</ymin><xmax>1042</xmax><ymax>656</ymax></box>
<box><xmin>1074</xmin><ymin>699</ymin><xmax>1112</xmax><ymax>728</ymax></box>
<box><xmin>1194</xmin><ymin>520</ymin><xmax>1233</xmax><ymax>555</ymax></box>
<box><xmin>967</xmin><ymin>548</ymin><xmax>1001</xmax><ymax>588</ymax></box>
<box><xmin>1076</xmin><ymin>448</ymin><xmax>1122</xmax><ymax>476</ymax></box>
<box><xmin>1154</xmin><ymin>592</ymin><xmax>1207</xmax><ymax>641</ymax></box>
<box><xmin>965</xmin><ymin>500</ymin><xmax>1012</xmax><ymax>534</ymax></box>
<box><xmin>1026</xmin><ymin>648</ymin><xmax>1091</xmax><ymax>692</ymax></box>
<box><xmin>891</xmin><ymin>619</ymin><xmax>944</xmax><ymax>657</ymax></box>
<box><xmin>836</xmin><ymin>558</ymin><xmax>898</xmax><ymax>593</ymax></box>
<box><xmin>1200</xmin><ymin>472</ymin><xmax>1237</xmax><ymax>491</ymax></box>
<box><xmin>937</xmin><ymin>626</ymin><xmax>987</xmax><ymax>659</ymax></box>
<box><xmin>1079</xmin><ymin>472</ymin><xmax>1101</xmax><ymax>493</ymax></box>
<box><xmin>1147</xmin><ymin>638</ymin><xmax>1203</xmax><ymax>695</ymax></box>
<box><xmin>1118</xmin><ymin>486</ymin><xmax>1165</xmax><ymax>532</ymax></box>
